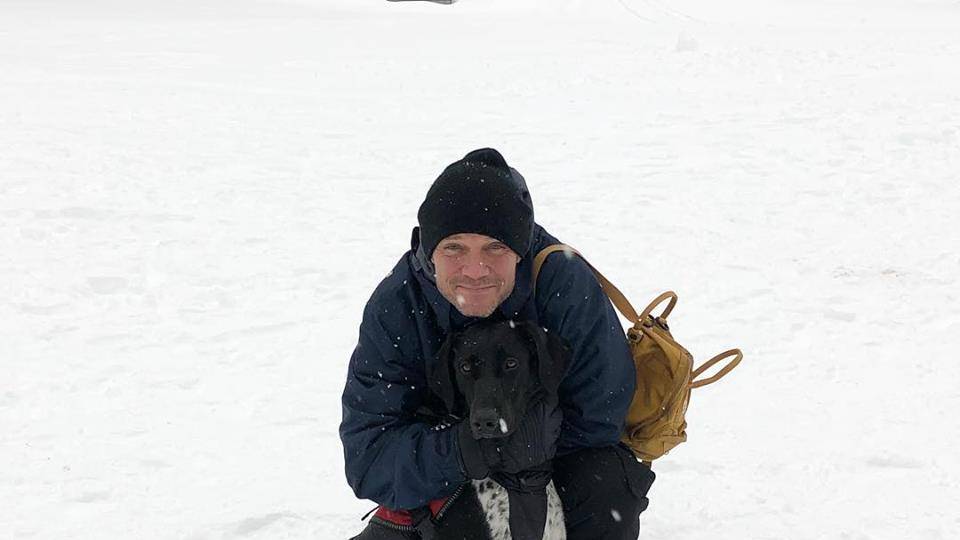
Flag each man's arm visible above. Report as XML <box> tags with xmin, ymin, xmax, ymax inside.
<box><xmin>535</xmin><ymin>253</ymin><xmax>636</xmax><ymax>454</ymax></box>
<box><xmin>339</xmin><ymin>299</ymin><xmax>466</xmax><ymax>510</ymax></box>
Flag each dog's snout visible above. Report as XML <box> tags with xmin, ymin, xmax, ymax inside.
<box><xmin>470</xmin><ymin>407</ymin><xmax>505</xmax><ymax>439</ymax></box>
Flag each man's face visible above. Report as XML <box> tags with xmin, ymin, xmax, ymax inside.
<box><xmin>431</xmin><ymin>233</ymin><xmax>520</xmax><ymax>318</ymax></box>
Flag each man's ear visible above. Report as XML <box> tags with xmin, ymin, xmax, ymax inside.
<box><xmin>518</xmin><ymin>322</ymin><xmax>569</xmax><ymax>397</ymax></box>
<box><xmin>426</xmin><ymin>332</ymin><xmax>460</xmax><ymax>414</ymax></box>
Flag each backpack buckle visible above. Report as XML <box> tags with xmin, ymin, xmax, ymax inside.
<box><xmin>641</xmin><ymin>315</ymin><xmax>669</xmax><ymax>331</ymax></box>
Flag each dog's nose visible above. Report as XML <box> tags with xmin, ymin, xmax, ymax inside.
<box><xmin>470</xmin><ymin>408</ymin><xmax>504</xmax><ymax>439</ymax></box>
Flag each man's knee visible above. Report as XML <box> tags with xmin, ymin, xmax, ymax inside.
<box><xmin>552</xmin><ymin>444</ymin><xmax>655</xmax><ymax>539</ymax></box>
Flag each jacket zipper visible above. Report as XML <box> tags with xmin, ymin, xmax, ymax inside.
<box><xmin>370</xmin><ymin>515</ymin><xmax>418</xmax><ymax>533</ymax></box>
<box><xmin>432</xmin><ymin>483</ymin><xmax>467</xmax><ymax>522</ymax></box>
<box><xmin>368</xmin><ymin>481</ymin><xmax>468</xmax><ymax>532</ymax></box>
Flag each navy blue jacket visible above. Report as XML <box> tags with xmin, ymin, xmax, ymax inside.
<box><xmin>340</xmin><ymin>224</ymin><xmax>636</xmax><ymax>510</ymax></box>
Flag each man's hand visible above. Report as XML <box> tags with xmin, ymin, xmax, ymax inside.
<box><xmin>456</xmin><ymin>399</ymin><xmax>563</xmax><ymax>479</ymax></box>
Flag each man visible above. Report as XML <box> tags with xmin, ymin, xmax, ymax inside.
<box><xmin>340</xmin><ymin>148</ymin><xmax>655</xmax><ymax>539</ymax></box>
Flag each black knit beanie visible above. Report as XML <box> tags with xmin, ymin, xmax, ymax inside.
<box><xmin>418</xmin><ymin>148</ymin><xmax>535</xmax><ymax>260</ymax></box>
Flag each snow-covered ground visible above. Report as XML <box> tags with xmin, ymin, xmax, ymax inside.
<box><xmin>2</xmin><ymin>0</ymin><xmax>959</xmax><ymax>538</ymax></box>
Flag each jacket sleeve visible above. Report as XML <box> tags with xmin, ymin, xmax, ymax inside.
<box><xmin>339</xmin><ymin>299</ymin><xmax>466</xmax><ymax>510</ymax></box>
<box><xmin>536</xmin><ymin>253</ymin><xmax>636</xmax><ymax>454</ymax></box>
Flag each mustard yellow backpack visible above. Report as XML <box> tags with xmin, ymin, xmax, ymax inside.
<box><xmin>533</xmin><ymin>244</ymin><xmax>743</xmax><ymax>463</ymax></box>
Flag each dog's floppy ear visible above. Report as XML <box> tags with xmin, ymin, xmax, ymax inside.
<box><xmin>426</xmin><ymin>332</ymin><xmax>460</xmax><ymax>414</ymax></box>
<box><xmin>517</xmin><ymin>321</ymin><xmax>569</xmax><ymax>396</ymax></box>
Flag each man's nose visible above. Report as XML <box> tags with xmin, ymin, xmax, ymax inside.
<box><xmin>460</xmin><ymin>256</ymin><xmax>491</xmax><ymax>280</ymax></box>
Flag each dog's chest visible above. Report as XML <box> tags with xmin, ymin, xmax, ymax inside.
<box><xmin>471</xmin><ymin>478</ymin><xmax>566</xmax><ymax>540</ymax></box>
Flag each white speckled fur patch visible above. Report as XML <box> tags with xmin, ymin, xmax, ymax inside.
<box><xmin>472</xmin><ymin>478</ymin><xmax>566</xmax><ymax>540</ymax></box>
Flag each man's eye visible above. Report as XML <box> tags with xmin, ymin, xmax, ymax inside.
<box><xmin>504</xmin><ymin>357</ymin><xmax>518</xmax><ymax>370</ymax></box>
<box><xmin>459</xmin><ymin>362</ymin><xmax>472</xmax><ymax>373</ymax></box>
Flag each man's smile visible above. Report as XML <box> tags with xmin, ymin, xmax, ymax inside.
<box><xmin>457</xmin><ymin>285</ymin><xmax>497</xmax><ymax>292</ymax></box>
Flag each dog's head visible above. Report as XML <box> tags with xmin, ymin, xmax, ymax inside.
<box><xmin>428</xmin><ymin>319</ymin><xmax>568</xmax><ymax>439</ymax></box>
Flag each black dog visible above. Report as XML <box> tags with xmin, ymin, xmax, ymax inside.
<box><xmin>427</xmin><ymin>319</ymin><xmax>569</xmax><ymax>540</ymax></box>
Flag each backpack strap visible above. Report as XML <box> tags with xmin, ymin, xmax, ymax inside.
<box><xmin>534</xmin><ymin>244</ymin><xmax>741</xmax><ymax>388</ymax></box>
<box><xmin>691</xmin><ymin>349</ymin><xmax>743</xmax><ymax>388</ymax></box>
<box><xmin>639</xmin><ymin>291</ymin><xmax>677</xmax><ymax>321</ymax></box>
<box><xmin>533</xmin><ymin>244</ymin><xmax>642</xmax><ymax>324</ymax></box>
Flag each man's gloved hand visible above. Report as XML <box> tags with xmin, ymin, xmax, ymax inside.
<box><xmin>456</xmin><ymin>399</ymin><xmax>563</xmax><ymax>479</ymax></box>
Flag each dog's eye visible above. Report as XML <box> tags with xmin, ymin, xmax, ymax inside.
<box><xmin>504</xmin><ymin>357</ymin><xmax>519</xmax><ymax>370</ymax></box>
<box><xmin>459</xmin><ymin>362</ymin><xmax>472</xmax><ymax>373</ymax></box>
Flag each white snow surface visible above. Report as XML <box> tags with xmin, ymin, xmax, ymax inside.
<box><xmin>3</xmin><ymin>0</ymin><xmax>960</xmax><ymax>538</ymax></box>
